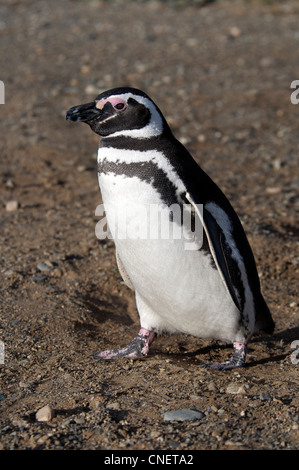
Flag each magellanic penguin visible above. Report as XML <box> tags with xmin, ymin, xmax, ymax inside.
<box><xmin>66</xmin><ymin>87</ymin><xmax>274</xmax><ymax>370</ymax></box>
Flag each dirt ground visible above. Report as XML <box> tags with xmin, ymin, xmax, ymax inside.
<box><xmin>0</xmin><ymin>0</ymin><xmax>298</xmax><ymax>451</ymax></box>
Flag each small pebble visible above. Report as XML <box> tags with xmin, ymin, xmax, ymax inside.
<box><xmin>273</xmin><ymin>158</ymin><xmax>282</xmax><ymax>170</ymax></box>
<box><xmin>5</xmin><ymin>179</ymin><xmax>14</xmax><ymax>189</ymax></box>
<box><xmin>207</xmin><ymin>381</ymin><xmax>217</xmax><ymax>392</ymax></box>
<box><xmin>226</xmin><ymin>383</ymin><xmax>247</xmax><ymax>395</ymax></box>
<box><xmin>6</xmin><ymin>200</ymin><xmax>19</xmax><ymax>211</ymax></box>
<box><xmin>197</xmin><ymin>134</ymin><xmax>206</xmax><ymax>143</ymax></box>
<box><xmin>89</xmin><ymin>396</ymin><xmax>103</xmax><ymax>410</ymax></box>
<box><xmin>19</xmin><ymin>381</ymin><xmax>31</xmax><ymax>389</ymax></box>
<box><xmin>85</xmin><ymin>84</ymin><xmax>98</xmax><ymax>95</ymax></box>
<box><xmin>36</xmin><ymin>435</ymin><xmax>50</xmax><ymax>445</ymax></box>
<box><xmin>163</xmin><ymin>409</ymin><xmax>204</xmax><ymax>422</ymax></box>
<box><xmin>229</xmin><ymin>26</ymin><xmax>241</xmax><ymax>38</ymax></box>
<box><xmin>4</xmin><ymin>269</ymin><xmax>16</xmax><ymax>276</ymax></box>
<box><xmin>81</xmin><ymin>64</ymin><xmax>91</xmax><ymax>75</ymax></box>
<box><xmin>37</xmin><ymin>263</ymin><xmax>51</xmax><ymax>272</ymax></box>
<box><xmin>265</xmin><ymin>187</ymin><xmax>281</xmax><ymax>194</ymax></box>
<box><xmin>259</xmin><ymin>393</ymin><xmax>272</xmax><ymax>402</ymax></box>
<box><xmin>77</xmin><ymin>165</ymin><xmax>87</xmax><ymax>172</ymax></box>
<box><xmin>74</xmin><ymin>416</ymin><xmax>85</xmax><ymax>425</ymax></box>
<box><xmin>106</xmin><ymin>401</ymin><xmax>121</xmax><ymax>411</ymax></box>
<box><xmin>32</xmin><ymin>274</ymin><xmax>47</xmax><ymax>283</ymax></box>
<box><xmin>36</xmin><ymin>405</ymin><xmax>55</xmax><ymax>422</ymax></box>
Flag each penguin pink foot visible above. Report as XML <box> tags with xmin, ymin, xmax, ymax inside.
<box><xmin>93</xmin><ymin>328</ymin><xmax>156</xmax><ymax>361</ymax></box>
<box><xmin>200</xmin><ymin>342</ymin><xmax>247</xmax><ymax>370</ymax></box>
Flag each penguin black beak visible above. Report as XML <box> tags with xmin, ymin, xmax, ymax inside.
<box><xmin>66</xmin><ymin>102</ymin><xmax>99</xmax><ymax>123</ymax></box>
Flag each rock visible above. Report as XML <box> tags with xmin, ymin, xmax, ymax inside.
<box><xmin>37</xmin><ymin>263</ymin><xmax>51</xmax><ymax>272</ymax></box>
<box><xmin>89</xmin><ymin>396</ymin><xmax>104</xmax><ymax>411</ymax></box>
<box><xmin>4</xmin><ymin>269</ymin><xmax>16</xmax><ymax>277</ymax></box>
<box><xmin>226</xmin><ymin>383</ymin><xmax>247</xmax><ymax>395</ymax></box>
<box><xmin>259</xmin><ymin>393</ymin><xmax>272</xmax><ymax>402</ymax></box>
<box><xmin>85</xmin><ymin>84</ymin><xmax>98</xmax><ymax>95</ymax></box>
<box><xmin>273</xmin><ymin>158</ymin><xmax>283</xmax><ymax>170</ymax></box>
<box><xmin>229</xmin><ymin>26</ymin><xmax>241</xmax><ymax>38</ymax></box>
<box><xmin>49</xmin><ymin>267</ymin><xmax>63</xmax><ymax>278</ymax></box>
<box><xmin>197</xmin><ymin>134</ymin><xmax>206</xmax><ymax>143</ymax></box>
<box><xmin>260</xmin><ymin>57</ymin><xmax>273</xmax><ymax>67</ymax></box>
<box><xmin>163</xmin><ymin>409</ymin><xmax>204</xmax><ymax>422</ymax></box>
<box><xmin>36</xmin><ymin>435</ymin><xmax>50</xmax><ymax>446</ymax></box>
<box><xmin>19</xmin><ymin>381</ymin><xmax>32</xmax><ymax>389</ymax></box>
<box><xmin>36</xmin><ymin>405</ymin><xmax>55</xmax><ymax>422</ymax></box>
<box><xmin>5</xmin><ymin>179</ymin><xmax>15</xmax><ymax>189</ymax></box>
<box><xmin>77</xmin><ymin>165</ymin><xmax>87</xmax><ymax>172</ymax></box>
<box><xmin>210</xmin><ymin>405</ymin><xmax>218</xmax><ymax>413</ymax></box>
<box><xmin>265</xmin><ymin>187</ymin><xmax>281</xmax><ymax>194</ymax></box>
<box><xmin>81</xmin><ymin>64</ymin><xmax>91</xmax><ymax>75</ymax></box>
<box><xmin>207</xmin><ymin>381</ymin><xmax>217</xmax><ymax>392</ymax></box>
<box><xmin>225</xmin><ymin>439</ymin><xmax>244</xmax><ymax>447</ymax></box>
<box><xmin>74</xmin><ymin>415</ymin><xmax>85</xmax><ymax>425</ymax></box>
<box><xmin>32</xmin><ymin>274</ymin><xmax>47</xmax><ymax>283</ymax></box>
<box><xmin>106</xmin><ymin>401</ymin><xmax>121</xmax><ymax>411</ymax></box>
<box><xmin>6</xmin><ymin>200</ymin><xmax>19</xmax><ymax>211</ymax></box>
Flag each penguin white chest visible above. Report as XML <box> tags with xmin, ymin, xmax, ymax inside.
<box><xmin>98</xmin><ymin>172</ymin><xmax>163</xmax><ymax>240</ymax></box>
<box><xmin>97</xmin><ymin>168</ymin><xmax>239</xmax><ymax>343</ymax></box>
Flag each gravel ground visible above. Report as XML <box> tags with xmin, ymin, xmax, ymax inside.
<box><xmin>0</xmin><ymin>0</ymin><xmax>298</xmax><ymax>451</ymax></box>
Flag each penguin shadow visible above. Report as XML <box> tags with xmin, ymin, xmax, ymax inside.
<box><xmin>246</xmin><ymin>326</ymin><xmax>299</xmax><ymax>367</ymax></box>
<box><xmin>71</xmin><ymin>292</ymin><xmax>135</xmax><ymax>339</ymax></box>
<box><xmin>152</xmin><ymin>327</ymin><xmax>299</xmax><ymax>368</ymax></box>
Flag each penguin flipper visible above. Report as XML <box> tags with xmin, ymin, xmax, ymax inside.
<box><xmin>184</xmin><ymin>192</ymin><xmax>243</xmax><ymax>312</ymax></box>
<box><xmin>115</xmin><ymin>250</ymin><xmax>135</xmax><ymax>290</ymax></box>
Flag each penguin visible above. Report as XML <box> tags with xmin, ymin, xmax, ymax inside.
<box><xmin>66</xmin><ymin>87</ymin><xmax>274</xmax><ymax>370</ymax></box>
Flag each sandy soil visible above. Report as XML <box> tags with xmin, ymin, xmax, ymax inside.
<box><xmin>0</xmin><ymin>0</ymin><xmax>298</xmax><ymax>450</ymax></box>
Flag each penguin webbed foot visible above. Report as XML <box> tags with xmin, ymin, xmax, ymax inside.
<box><xmin>92</xmin><ymin>328</ymin><xmax>156</xmax><ymax>361</ymax></box>
<box><xmin>200</xmin><ymin>341</ymin><xmax>247</xmax><ymax>371</ymax></box>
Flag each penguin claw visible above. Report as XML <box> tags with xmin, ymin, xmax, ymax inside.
<box><xmin>200</xmin><ymin>341</ymin><xmax>247</xmax><ymax>371</ymax></box>
<box><xmin>199</xmin><ymin>359</ymin><xmax>246</xmax><ymax>370</ymax></box>
<box><xmin>92</xmin><ymin>328</ymin><xmax>156</xmax><ymax>362</ymax></box>
<box><xmin>92</xmin><ymin>347</ymin><xmax>146</xmax><ymax>362</ymax></box>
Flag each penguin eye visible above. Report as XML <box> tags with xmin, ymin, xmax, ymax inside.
<box><xmin>115</xmin><ymin>103</ymin><xmax>124</xmax><ymax>110</ymax></box>
<box><xmin>113</xmin><ymin>101</ymin><xmax>126</xmax><ymax>111</ymax></box>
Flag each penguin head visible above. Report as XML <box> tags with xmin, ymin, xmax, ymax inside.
<box><xmin>66</xmin><ymin>87</ymin><xmax>166</xmax><ymax>138</ymax></box>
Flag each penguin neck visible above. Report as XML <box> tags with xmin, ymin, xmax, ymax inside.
<box><xmin>98</xmin><ymin>125</ymin><xmax>174</xmax><ymax>152</ymax></box>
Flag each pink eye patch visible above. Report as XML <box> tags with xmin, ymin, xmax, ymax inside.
<box><xmin>95</xmin><ymin>97</ymin><xmax>127</xmax><ymax>111</ymax></box>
